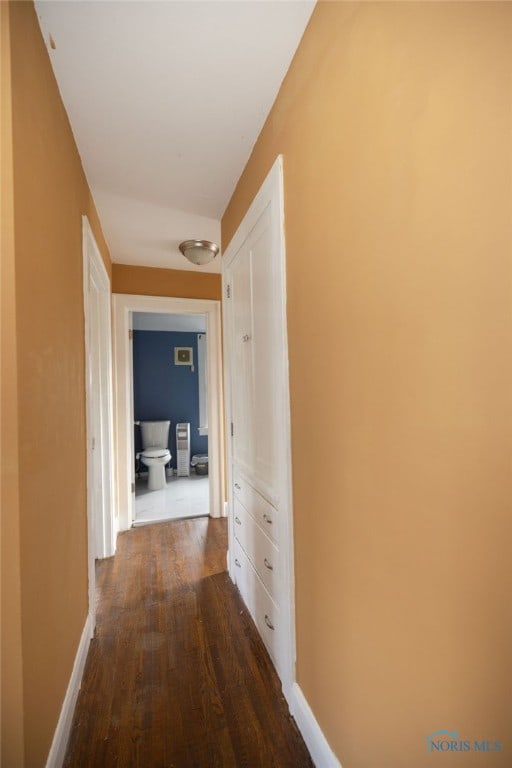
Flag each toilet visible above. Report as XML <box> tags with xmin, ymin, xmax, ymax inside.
<box><xmin>139</xmin><ymin>421</ymin><xmax>171</xmax><ymax>491</ymax></box>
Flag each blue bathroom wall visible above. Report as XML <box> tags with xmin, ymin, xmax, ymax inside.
<box><xmin>133</xmin><ymin>330</ymin><xmax>208</xmax><ymax>468</ymax></box>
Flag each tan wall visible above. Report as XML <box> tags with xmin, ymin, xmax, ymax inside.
<box><xmin>112</xmin><ymin>263</ymin><xmax>221</xmax><ymax>300</ymax></box>
<box><xmin>222</xmin><ymin>3</ymin><xmax>512</xmax><ymax>766</ymax></box>
<box><xmin>1</xmin><ymin>2</ymin><xmax>24</xmax><ymax>764</ymax></box>
<box><xmin>7</xmin><ymin>2</ymin><xmax>111</xmax><ymax>764</ymax></box>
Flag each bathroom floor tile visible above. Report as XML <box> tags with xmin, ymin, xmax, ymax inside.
<box><xmin>133</xmin><ymin>473</ymin><xmax>209</xmax><ymax>526</ymax></box>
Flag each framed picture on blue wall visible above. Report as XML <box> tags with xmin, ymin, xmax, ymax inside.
<box><xmin>174</xmin><ymin>347</ymin><xmax>193</xmax><ymax>366</ymax></box>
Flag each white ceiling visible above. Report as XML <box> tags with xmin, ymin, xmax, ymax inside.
<box><xmin>133</xmin><ymin>312</ymin><xmax>206</xmax><ymax>333</ymax></box>
<box><xmin>35</xmin><ymin>1</ymin><xmax>315</xmax><ymax>273</ymax></box>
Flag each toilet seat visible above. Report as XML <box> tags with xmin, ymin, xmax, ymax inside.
<box><xmin>141</xmin><ymin>448</ymin><xmax>170</xmax><ymax>460</ymax></box>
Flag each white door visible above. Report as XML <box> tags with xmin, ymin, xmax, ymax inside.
<box><xmin>228</xmin><ymin>206</ymin><xmax>282</xmax><ymax>502</ymax></box>
<box><xmin>247</xmin><ymin>207</ymin><xmax>282</xmax><ymax>503</ymax></box>
<box><xmin>83</xmin><ymin>217</ymin><xmax>116</xmax><ymax>623</ymax></box>
<box><xmin>230</xmin><ymin>242</ymin><xmax>254</xmax><ymax>475</ymax></box>
<box><xmin>89</xmin><ymin>285</ymin><xmax>104</xmax><ymax>557</ymax></box>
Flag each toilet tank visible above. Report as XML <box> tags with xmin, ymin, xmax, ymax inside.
<box><xmin>140</xmin><ymin>420</ymin><xmax>170</xmax><ymax>449</ymax></box>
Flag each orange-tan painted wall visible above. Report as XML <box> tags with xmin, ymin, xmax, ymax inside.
<box><xmin>1</xmin><ymin>2</ymin><xmax>24</xmax><ymax>764</ymax></box>
<box><xmin>222</xmin><ymin>3</ymin><xmax>512</xmax><ymax>766</ymax></box>
<box><xmin>112</xmin><ymin>263</ymin><xmax>221</xmax><ymax>301</ymax></box>
<box><xmin>5</xmin><ymin>2</ymin><xmax>111</xmax><ymax>764</ymax></box>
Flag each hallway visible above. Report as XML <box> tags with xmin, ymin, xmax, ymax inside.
<box><xmin>64</xmin><ymin>518</ymin><xmax>312</xmax><ymax>767</ymax></box>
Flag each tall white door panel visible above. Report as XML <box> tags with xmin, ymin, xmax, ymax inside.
<box><xmin>230</xmin><ymin>242</ymin><xmax>254</xmax><ymax>476</ymax></box>
<box><xmin>249</xmin><ymin>204</ymin><xmax>281</xmax><ymax>503</ymax></box>
<box><xmin>228</xmin><ymin>203</ymin><xmax>282</xmax><ymax>504</ymax></box>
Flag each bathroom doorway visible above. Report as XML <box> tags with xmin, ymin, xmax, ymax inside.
<box><xmin>132</xmin><ymin>312</ymin><xmax>210</xmax><ymax>526</ymax></box>
<box><xmin>112</xmin><ymin>294</ymin><xmax>225</xmax><ymax>532</ymax></box>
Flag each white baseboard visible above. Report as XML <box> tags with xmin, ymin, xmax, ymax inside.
<box><xmin>46</xmin><ymin>613</ymin><xmax>94</xmax><ymax>768</ymax></box>
<box><xmin>223</xmin><ymin>500</ymin><xmax>229</xmax><ymax>517</ymax></box>
<box><xmin>289</xmin><ymin>683</ymin><xmax>342</xmax><ymax>768</ymax></box>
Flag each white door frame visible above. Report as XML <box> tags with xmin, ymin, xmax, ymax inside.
<box><xmin>112</xmin><ymin>293</ymin><xmax>225</xmax><ymax>531</ymax></box>
<box><xmin>222</xmin><ymin>156</ymin><xmax>296</xmax><ymax>700</ymax></box>
<box><xmin>82</xmin><ymin>216</ymin><xmax>116</xmax><ymax>627</ymax></box>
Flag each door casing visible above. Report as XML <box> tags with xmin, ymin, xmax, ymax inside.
<box><xmin>112</xmin><ymin>293</ymin><xmax>225</xmax><ymax>531</ymax></box>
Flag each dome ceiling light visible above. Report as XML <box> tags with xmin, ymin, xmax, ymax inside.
<box><xmin>179</xmin><ymin>239</ymin><xmax>219</xmax><ymax>266</ymax></box>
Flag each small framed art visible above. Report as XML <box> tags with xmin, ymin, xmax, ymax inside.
<box><xmin>174</xmin><ymin>347</ymin><xmax>193</xmax><ymax>366</ymax></box>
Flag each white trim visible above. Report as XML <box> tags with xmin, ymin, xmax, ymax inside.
<box><xmin>288</xmin><ymin>684</ymin><xmax>342</xmax><ymax>768</ymax></box>
<box><xmin>222</xmin><ymin>156</ymin><xmax>297</xmax><ymax>695</ymax></box>
<box><xmin>274</xmin><ymin>156</ymin><xmax>297</xmax><ymax>698</ymax></box>
<box><xmin>45</xmin><ymin>613</ymin><xmax>94</xmax><ymax>768</ymax></box>
<box><xmin>112</xmin><ymin>294</ymin><xmax>225</xmax><ymax>531</ymax></box>
<box><xmin>197</xmin><ymin>333</ymin><xmax>208</xmax><ymax>436</ymax></box>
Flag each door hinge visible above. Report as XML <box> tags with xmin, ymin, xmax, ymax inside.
<box><xmin>129</xmin><ymin>329</ymin><xmax>133</xmax><ymax>340</ymax></box>
<box><xmin>131</xmin><ymin>482</ymin><xmax>135</xmax><ymax>493</ymax></box>
<box><xmin>91</xmin><ymin>436</ymin><xmax>96</xmax><ymax>450</ymax></box>
<box><xmin>230</xmin><ymin>422</ymin><xmax>234</xmax><ymax>437</ymax></box>
<box><xmin>226</xmin><ymin>284</ymin><xmax>231</xmax><ymax>299</ymax></box>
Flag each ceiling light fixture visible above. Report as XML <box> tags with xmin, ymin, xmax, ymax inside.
<box><xmin>179</xmin><ymin>239</ymin><xmax>219</xmax><ymax>266</ymax></box>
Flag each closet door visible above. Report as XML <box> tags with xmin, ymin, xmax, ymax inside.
<box><xmin>230</xmin><ymin>242</ymin><xmax>254</xmax><ymax>477</ymax></box>
<box><xmin>228</xmin><ymin>204</ymin><xmax>282</xmax><ymax>502</ymax></box>
<box><xmin>249</xmin><ymin>205</ymin><xmax>281</xmax><ymax>504</ymax></box>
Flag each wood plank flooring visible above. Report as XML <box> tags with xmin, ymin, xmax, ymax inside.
<box><xmin>64</xmin><ymin>517</ymin><xmax>313</xmax><ymax>767</ymax></box>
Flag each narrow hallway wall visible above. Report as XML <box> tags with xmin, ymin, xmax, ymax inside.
<box><xmin>7</xmin><ymin>2</ymin><xmax>111</xmax><ymax>763</ymax></box>
<box><xmin>1</xmin><ymin>1</ymin><xmax>24</xmax><ymax>764</ymax></box>
<box><xmin>223</xmin><ymin>3</ymin><xmax>512</xmax><ymax>766</ymax></box>
<box><xmin>112</xmin><ymin>263</ymin><xmax>221</xmax><ymax>300</ymax></box>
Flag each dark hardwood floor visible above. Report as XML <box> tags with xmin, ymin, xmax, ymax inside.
<box><xmin>64</xmin><ymin>517</ymin><xmax>313</xmax><ymax>767</ymax></box>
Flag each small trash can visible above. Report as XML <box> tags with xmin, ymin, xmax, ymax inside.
<box><xmin>191</xmin><ymin>454</ymin><xmax>208</xmax><ymax>475</ymax></box>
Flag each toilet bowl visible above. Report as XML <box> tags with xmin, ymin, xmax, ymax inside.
<box><xmin>140</xmin><ymin>448</ymin><xmax>171</xmax><ymax>490</ymax></box>
<box><xmin>139</xmin><ymin>421</ymin><xmax>171</xmax><ymax>491</ymax></box>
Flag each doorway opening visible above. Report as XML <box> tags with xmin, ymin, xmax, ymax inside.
<box><xmin>132</xmin><ymin>311</ymin><xmax>210</xmax><ymax>526</ymax></box>
<box><xmin>113</xmin><ymin>294</ymin><xmax>225</xmax><ymax>532</ymax></box>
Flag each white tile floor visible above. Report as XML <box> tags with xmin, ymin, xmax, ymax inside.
<box><xmin>133</xmin><ymin>472</ymin><xmax>209</xmax><ymax>527</ymax></box>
